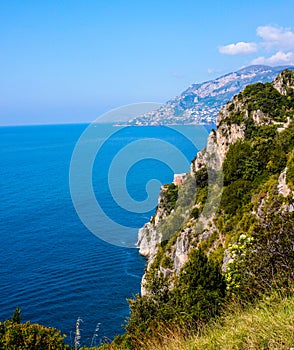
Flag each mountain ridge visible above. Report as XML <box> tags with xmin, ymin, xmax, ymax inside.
<box><xmin>127</xmin><ymin>65</ymin><xmax>294</xmax><ymax>126</ymax></box>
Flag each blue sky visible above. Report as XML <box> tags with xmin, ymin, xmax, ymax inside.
<box><xmin>1</xmin><ymin>0</ymin><xmax>294</xmax><ymax>125</ymax></box>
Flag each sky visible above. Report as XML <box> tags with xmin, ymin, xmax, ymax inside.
<box><xmin>1</xmin><ymin>0</ymin><xmax>294</xmax><ymax>126</ymax></box>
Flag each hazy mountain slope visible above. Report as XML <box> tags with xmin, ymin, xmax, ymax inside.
<box><xmin>128</xmin><ymin>65</ymin><xmax>294</xmax><ymax>125</ymax></box>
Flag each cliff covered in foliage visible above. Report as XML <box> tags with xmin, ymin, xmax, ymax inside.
<box><xmin>115</xmin><ymin>69</ymin><xmax>294</xmax><ymax>348</ymax></box>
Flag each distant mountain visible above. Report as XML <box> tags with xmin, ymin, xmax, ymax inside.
<box><xmin>127</xmin><ymin>65</ymin><xmax>294</xmax><ymax>125</ymax></box>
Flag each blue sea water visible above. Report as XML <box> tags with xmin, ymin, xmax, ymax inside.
<box><xmin>0</xmin><ymin>123</ymin><xmax>211</xmax><ymax>346</ymax></box>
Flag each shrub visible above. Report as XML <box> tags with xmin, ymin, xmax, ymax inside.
<box><xmin>0</xmin><ymin>319</ymin><xmax>69</xmax><ymax>350</ymax></box>
<box><xmin>286</xmin><ymin>150</ymin><xmax>294</xmax><ymax>185</ymax></box>
<box><xmin>225</xmin><ymin>211</ymin><xmax>294</xmax><ymax>301</ymax></box>
<box><xmin>195</xmin><ymin>167</ymin><xmax>208</xmax><ymax>188</ymax></box>
<box><xmin>220</xmin><ymin>179</ymin><xmax>252</xmax><ymax>215</ymax></box>
<box><xmin>223</xmin><ymin>141</ymin><xmax>252</xmax><ymax>185</ymax></box>
<box><xmin>159</xmin><ymin>183</ymin><xmax>178</xmax><ymax>215</ymax></box>
<box><xmin>172</xmin><ymin>248</ymin><xmax>226</xmax><ymax>323</ymax></box>
<box><xmin>124</xmin><ymin>249</ymin><xmax>226</xmax><ymax>347</ymax></box>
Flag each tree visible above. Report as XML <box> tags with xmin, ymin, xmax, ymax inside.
<box><xmin>11</xmin><ymin>307</ymin><xmax>22</xmax><ymax>324</ymax></box>
<box><xmin>172</xmin><ymin>248</ymin><xmax>226</xmax><ymax>323</ymax></box>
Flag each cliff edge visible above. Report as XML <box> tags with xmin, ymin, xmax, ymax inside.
<box><xmin>137</xmin><ymin>69</ymin><xmax>294</xmax><ymax>296</ymax></box>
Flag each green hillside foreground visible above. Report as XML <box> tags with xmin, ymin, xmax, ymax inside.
<box><xmin>127</xmin><ymin>290</ymin><xmax>294</xmax><ymax>350</ymax></box>
<box><xmin>93</xmin><ymin>289</ymin><xmax>294</xmax><ymax>349</ymax></box>
<box><xmin>1</xmin><ymin>290</ymin><xmax>293</xmax><ymax>349</ymax></box>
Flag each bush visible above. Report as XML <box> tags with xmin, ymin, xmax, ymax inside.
<box><xmin>0</xmin><ymin>319</ymin><xmax>69</xmax><ymax>350</ymax></box>
<box><xmin>125</xmin><ymin>249</ymin><xmax>225</xmax><ymax>346</ymax></box>
<box><xmin>242</xmin><ymin>81</ymin><xmax>293</xmax><ymax>121</ymax></box>
<box><xmin>223</xmin><ymin>141</ymin><xmax>252</xmax><ymax>185</ymax></box>
<box><xmin>195</xmin><ymin>167</ymin><xmax>208</xmax><ymax>188</ymax></box>
<box><xmin>172</xmin><ymin>249</ymin><xmax>226</xmax><ymax>323</ymax></box>
<box><xmin>286</xmin><ymin>150</ymin><xmax>294</xmax><ymax>185</ymax></box>
<box><xmin>220</xmin><ymin>179</ymin><xmax>252</xmax><ymax>215</ymax></box>
<box><xmin>225</xmin><ymin>210</ymin><xmax>294</xmax><ymax>301</ymax></box>
<box><xmin>159</xmin><ymin>183</ymin><xmax>178</xmax><ymax>215</ymax></box>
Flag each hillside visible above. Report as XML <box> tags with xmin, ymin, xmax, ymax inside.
<box><xmin>127</xmin><ymin>65</ymin><xmax>294</xmax><ymax>125</ymax></box>
<box><xmin>132</xmin><ymin>292</ymin><xmax>294</xmax><ymax>350</ymax></box>
<box><xmin>108</xmin><ymin>69</ymin><xmax>294</xmax><ymax>349</ymax></box>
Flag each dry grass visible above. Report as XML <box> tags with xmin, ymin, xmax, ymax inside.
<box><xmin>139</xmin><ymin>292</ymin><xmax>294</xmax><ymax>350</ymax></box>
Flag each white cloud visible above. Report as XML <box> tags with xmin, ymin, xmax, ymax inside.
<box><xmin>219</xmin><ymin>42</ymin><xmax>257</xmax><ymax>55</ymax></box>
<box><xmin>252</xmin><ymin>51</ymin><xmax>294</xmax><ymax>65</ymax></box>
<box><xmin>218</xmin><ymin>25</ymin><xmax>294</xmax><ymax>66</ymax></box>
<box><xmin>257</xmin><ymin>25</ymin><xmax>294</xmax><ymax>50</ymax></box>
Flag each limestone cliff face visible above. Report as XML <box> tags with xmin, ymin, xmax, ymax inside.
<box><xmin>278</xmin><ymin>168</ymin><xmax>291</xmax><ymax>198</ymax></box>
<box><xmin>137</xmin><ymin>70</ymin><xmax>294</xmax><ymax>296</ymax></box>
<box><xmin>138</xmin><ymin>106</ymin><xmax>246</xmax><ymax>294</ymax></box>
<box><xmin>137</xmin><ymin>222</ymin><xmax>161</xmax><ymax>258</ymax></box>
<box><xmin>137</xmin><ymin>184</ymin><xmax>181</xmax><ymax>293</ymax></box>
<box><xmin>273</xmin><ymin>69</ymin><xmax>294</xmax><ymax>95</ymax></box>
<box><xmin>137</xmin><ymin>185</ymin><xmax>175</xmax><ymax>258</ymax></box>
<box><xmin>191</xmin><ymin>106</ymin><xmax>246</xmax><ymax>174</ymax></box>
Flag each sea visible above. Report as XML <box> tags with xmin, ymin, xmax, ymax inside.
<box><xmin>0</xmin><ymin>123</ymin><xmax>211</xmax><ymax>347</ymax></box>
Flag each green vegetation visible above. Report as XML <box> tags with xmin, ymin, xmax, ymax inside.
<box><xmin>243</xmin><ymin>82</ymin><xmax>290</xmax><ymax>121</ymax></box>
<box><xmin>220</xmin><ymin>120</ymin><xmax>294</xmax><ymax>215</ymax></box>
<box><xmin>171</xmin><ymin>249</ymin><xmax>225</xmax><ymax>323</ymax></box>
<box><xmin>225</xmin><ymin>210</ymin><xmax>294</xmax><ymax>299</ymax></box>
<box><xmin>158</xmin><ymin>174</ymin><xmax>197</xmax><ymax>242</ymax></box>
<box><xmin>104</xmin><ymin>249</ymin><xmax>225</xmax><ymax>349</ymax></box>
<box><xmin>0</xmin><ymin>309</ymin><xmax>69</xmax><ymax>349</ymax></box>
<box><xmin>194</xmin><ymin>166</ymin><xmax>208</xmax><ymax>188</ymax></box>
<box><xmin>159</xmin><ymin>183</ymin><xmax>178</xmax><ymax>215</ymax></box>
<box><xmin>287</xmin><ymin>150</ymin><xmax>294</xmax><ymax>185</ymax></box>
<box><xmin>225</xmin><ymin>71</ymin><xmax>294</xmax><ymax>127</ymax></box>
<box><xmin>129</xmin><ymin>289</ymin><xmax>294</xmax><ymax>350</ymax></box>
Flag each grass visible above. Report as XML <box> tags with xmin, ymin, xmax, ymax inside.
<box><xmin>101</xmin><ymin>290</ymin><xmax>294</xmax><ymax>350</ymax></box>
<box><xmin>192</xmin><ymin>295</ymin><xmax>293</xmax><ymax>349</ymax></box>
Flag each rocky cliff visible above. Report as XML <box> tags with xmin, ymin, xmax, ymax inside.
<box><xmin>137</xmin><ymin>69</ymin><xmax>294</xmax><ymax>296</ymax></box>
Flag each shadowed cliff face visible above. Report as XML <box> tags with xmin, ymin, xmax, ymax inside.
<box><xmin>137</xmin><ymin>69</ymin><xmax>294</xmax><ymax>296</ymax></box>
